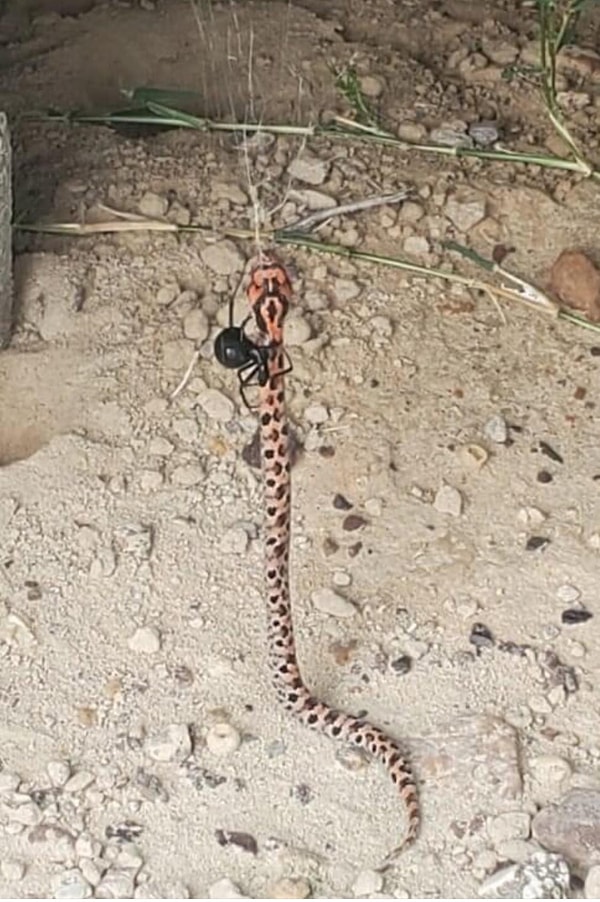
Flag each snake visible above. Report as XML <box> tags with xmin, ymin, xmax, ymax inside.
<box><xmin>218</xmin><ymin>255</ymin><xmax>419</xmax><ymax>857</ymax></box>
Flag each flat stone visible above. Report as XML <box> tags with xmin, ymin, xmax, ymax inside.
<box><xmin>487</xmin><ymin>811</ymin><xmax>531</xmax><ymax>845</ymax></box>
<box><xmin>64</xmin><ymin>771</ymin><xmax>95</xmax><ymax>793</ymax></box>
<box><xmin>208</xmin><ymin>877</ymin><xmax>248</xmax><ymax>899</ymax></box>
<box><xmin>532</xmin><ymin>789</ymin><xmax>600</xmax><ymax>871</ymax></box>
<box><xmin>170</xmin><ymin>465</ymin><xmax>205</xmax><ymax>488</ymax></box>
<box><xmin>1</xmin><ymin>860</ymin><xmax>25</xmax><ymax>881</ymax></box>
<box><xmin>549</xmin><ymin>249</ymin><xmax>600</xmax><ymax>322</ymax></box>
<box><xmin>145</xmin><ymin>724</ymin><xmax>191</xmax><ymax>764</ymax></box>
<box><xmin>484</xmin><ymin>414</ymin><xmax>508</xmax><ymax>444</ymax></box>
<box><xmin>352</xmin><ymin>869</ymin><xmax>384</xmax><ymax>896</ymax></box>
<box><xmin>201</xmin><ymin>240</ymin><xmax>245</xmax><ymax>276</ymax></box>
<box><xmin>46</xmin><ymin>760</ymin><xmax>70</xmax><ymax>787</ymax></box>
<box><xmin>288</xmin><ymin>154</ymin><xmax>329</xmax><ymax>186</ymax></box>
<box><xmin>585</xmin><ymin>864</ymin><xmax>600</xmax><ymax>899</ymax></box>
<box><xmin>311</xmin><ymin>588</ymin><xmax>356</xmax><ymax>618</ymax></box>
<box><xmin>183</xmin><ymin>308</ymin><xmax>209</xmax><ymax>342</ymax></box>
<box><xmin>197</xmin><ymin>388</ymin><xmax>235</xmax><ymax>422</ymax></box>
<box><xmin>128</xmin><ymin>626</ymin><xmax>161</xmax><ymax>655</ymax></box>
<box><xmin>433</xmin><ymin>484</ymin><xmax>463</xmax><ymax>516</ymax></box>
<box><xmin>53</xmin><ymin>869</ymin><xmax>93</xmax><ymax>900</ymax></box>
<box><xmin>478</xmin><ymin>852</ymin><xmax>570</xmax><ymax>899</ymax></box>
<box><xmin>268</xmin><ymin>877</ymin><xmax>311</xmax><ymax>899</ymax></box>
<box><xmin>403</xmin><ymin>235</ymin><xmax>430</xmax><ymax>257</ymax></box>
<box><xmin>138</xmin><ymin>192</ymin><xmax>168</xmax><ymax>218</ymax></box>
<box><xmin>445</xmin><ymin>188</ymin><xmax>487</xmax><ymax>232</ymax></box>
<box><xmin>528</xmin><ymin>755</ymin><xmax>572</xmax><ymax>804</ymax></box>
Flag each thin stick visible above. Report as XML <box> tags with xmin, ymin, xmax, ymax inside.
<box><xmin>169</xmin><ymin>350</ymin><xmax>201</xmax><ymax>402</ymax></box>
<box><xmin>286</xmin><ymin>188</ymin><xmax>411</xmax><ymax>233</ymax></box>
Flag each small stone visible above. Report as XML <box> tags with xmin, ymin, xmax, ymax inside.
<box><xmin>162</xmin><ymin>338</ymin><xmax>195</xmax><ymax>371</ymax></box>
<box><xmin>517</xmin><ymin>507</ymin><xmax>547</xmax><ymax>527</ymax></box>
<box><xmin>206</xmin><ymin>722</ymin><xmax>241</xmax><ymax>757</ymax></box>
<box><xmin>74</xmin><ymin>835</ymin><xmax>102</xmax><ymax>859</ymax></box>
<box><xmin>484</xmin><ymin>414</ymin><xmax>508</xmax><ymax>444</ymax></box>
<box><xmin>469</xmin><ymin>120</ymin><xmax>500</xmax><ymax>147</ymax></box>
<box><xmin>483</xmin><ymin>42</ymin><xmax>519</xmax><ymax>66</ymax></box>
<box><xmin>445</xmin><ymin>188</ymin><xmax>487</xmax><ymax>232</ymax></box>
<box><xmin>399</xmin><ymin>201</ymin><xmax>425</xmax><ymax>223</ymax></box>
<box><xmin>433</xmin><ymin>484</ymin><xmax>463</xmax><ymax>516</ymax></box>
<box><xmin>430</xmin><ymin>126</ymin><xmax>474</xmax><ymax>149</ymax></box>
<box><xmin>487</xmin><ymin>811</ymin><xmax>530</xmax><ymax>845</ymax></box>
<box><xmin>1</xmin><ymin>860</ymin><xmax>25</xmax><ymax>881</ymax></box>
<box><xmin>170</xmin><ymin>465</ymin><xmax>205</xmax><ymax>487</ymax></box>
<box><xmin>201</xmin><ymin>241</ymin><xmax>245</xmax><ymax>276</ymax></box>
<box><xmin>8</xmin><ymin>801</ymin><xmax>41</xmax><ymax>825</ymax></box>
<box><xmin>128</xmin><ymin>626</ymin><xmax>161</xmax><ymax>655</ymax></box>
<box><xmin>53</xmin><ymin>868</ymin><xmax>93</xmax><ymax>900</ymax></box>
<box><xmin>148</xmin><ymin>437</ymin><xmax>174</xmax><ymax>457</ymax></box>
<box><xmin>478</xmin><ymin>853</ymin><xmax>570</xmax><ymax>898</ymax></box>
<box><xmin>145</xmin><ymin>724</ymin><xmax>192</xmax><ymax>763</ymax></box>
<box><xmin>335</xmin><ymin>746</ymin><xmax>370</xmax><ymax>771</ymax></box>
<box><xmin>288</xmin><ymin>154</ymin><xmax>329</xmax><ymax>186</ymax></box>
<box><xmin>95</xmin><ymin>870</ymin><xmax>135</xmax><ymax>899</ymax></box>
<box><xmin>285</xmin><ymin>314</ymin><xmax>312</xmax><ymax>346</ymax></box>
<box><xmin>585</xmin><ymin>864</ymin><xmax>600</xmax><ymax>899</ymax></box>
<box><xmin>139</xmin><ymin>192</ymin><xmax>168</xmax><ymax>219</ymax></box>
<box><xmin>332</xmin><ymin>569</ymin><xmax>352</xmax><ymax>587</ymax></box>
<box><xmin>156</xmin><ymin>285</ymin><xmax>178</xmax><ymax>306</ymax></box>
<box><xmin>197</xmin><ymin>388</ymin><xmax>235</xmax><ymax>422</ymax></box>
<box><xmin>269</xmin><ymin>877</ymin><xmax>311</xmax><ymax>899</ymax></box>
<box><xmin>64</xmin><ymin>771</ymin><xmax>95</xmax><ymax>793</ymax></box>
<box><xmin>397</xmin><ymin>120</ymin><xmax>427</xmax><ymax>142</ymax></box>
<box><xmin>403</xmin><ymin>235</ymin><xmax>430</xmax><ymax>257</ymax></box>
<box><xmin>183</xmin><ymin>308</ymin><xmax>210</xmax><ymax>342</ymax></box>
<box><xmin>305</xmin><ymin>404</ymin><xmax>328</xmax><ymax>425</ymax></box>
<box><xmin>0</xmin><ymin>772</ymin><xmax>20</xmax><ymax>793</ymax></box>
<box><xmin>371</xmin><ymin>315</ymin><xmax>392</xmax><ymax>337</ymax></box>
<box><xmin>138</xmin><ymin>469</ymin><xmax>163</xmax><ymax>492</ymax></box>
<box><xmin>364</xmin><ymin>498</ymin><xmax>383</xmax><ymax>517</ymax></box>
<box><xmin>556</xmin><ymin>584</ymin><xmax>581</xmax><ymax>603</ymax></box>
<box><xmin>208</xmin><ymin>877</ymin><xmax>248</xmax><ymax>900</ymax></box>
<box><xmin>528</xmin><ymin>755</ymin><xmax>572</xmax><ymax>804</ymax></box>
<box><xmin>290</xmin><ymin>189</ymin><xmax>336</xmax><ymax>210</ymax></box>
<box><xmin>532</xmin><ymin>789</ymin><xmax>600</xmax><ymax>871</ymax></box>
<box><xmin>352</xmin><ymin>869</ymin><xmax>383</xmax><ymax>896</ymax></box>
<box><xmin>220</xmin><ymin>527</ymin><xmax>249</xmax><ymax>555</ymax></box>
<box><xmin>334</xmin><ymin>278</ymin><xmax>361</xmax><ymax>302</ymax></box>
<box><xmin>359</xmin><ymin>75</ymin><xmax>384</xmax><ymax>98</ymax></box>
<box><xmin>168</xmin><ymin>200</ymin><xmax>191</xmax><ymax>227</ymax></box>
<box><xmin>550</xmin><ymin>249</ymin><xmax>600</xmax><ymax>322</ymax></box>
<box><xmin>312</xmin><ymin>588</ymin><xmax>356</xmax><ymax>618</ymax></box>
<box><xmin>78</xmin><ymin>860</ymin><xmax>101</xmax><ymax>887</ymax></box>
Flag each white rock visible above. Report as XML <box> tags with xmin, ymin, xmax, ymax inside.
<box><xmin>8</xmin><ymin>801</ymin><xmax>41</xmax><ymax>825</ymax></box>
<box><xmin>332</xmin><ymin>569</ymin><xmax>352</xmax><ymax>587</ymax></box>
<box><xmin>304</xmin><ymin>404</ymin><xmax>329</xmax><ymax>425</ymax></box>
<box><xmin>288</xmin><ymin>154</ymin><xmax>329</xmax><ymax>186</ymax></box>
<box><xmin>162</xmin><ymin>338</ymin><xmax>195</xmax><ymax>371</ymax></box>
<box><xmin>74</xmin><ymin>834</ymin><xmax>101</xmax><ymax>859</ymax></box>
<box><xmin>148</xmin><ymin>437</ymin><xmax>174</xmax><ymax>456</ymax></box>
<box><xmin>352</xmin><ymin>869</ymin><xmax>384</xmax><ymax>896</ymax></box>
<box><xmin>128</xmin><ymin>626</ymin><xmax>161</xmax><ymax>655</ymax></box>
<box><xmin>585</xmin><ymin>864</ymin><xmax>600</xmax><ymax>899</ymax></box>
<box><xmin>269</xmin><ymin>877</ymin><xmax>311</xmax><ymax>899</ymax></box>
<box><xmin>53</xmin><ymin>869</ymin><xmax>93</xmax><ymax>900</ymax></box>
<box><xmin>371</xmin><ymin>315</ymin><xmax>393</xmax><ymax>337</ymax></box>
<box><xmin>156</xmin><ymin>285</ymin><xmax>178</xmax><ymax>306</ymax></box>
<box><xmin>528</xmin><ymin>755</ymin><xmax>572</xmax><ymax>802</ymax></box>
<box><xmin>208</xmin><ymin>877</ymin><xmax>248</xmax><ymax>899</ymax></box>
<box><xmin>64</xmin><ymin>771</ymin><xmax>95</xmax><ymax>793</ymax></box>
<box><xmin>138</xmin><ymin>469</ymin><xmax>163</xmax><ymax>492</ymax></box>
<box><xmin>170</xmin><ymin>464</ymin><xmax>205</xmax><ymax>487</ymax></box>
<box><xmin>183</xmin><ymin>308</ymin><xmax>209</xmax><ymax>342</ymax></box>
<box><xmin>311</xmin><ymin>587</ymin><xmax>356</xmax><ymax>618</ymax></box>
<box><xmin>1</xmin><ymin>860</ymin><xmax>25</xmax><ymax>881</ymax></box>
<box><xmin>197</xmin><ymin>388</ymin><xmax>235</xmax><ymax>422</ymax></box>
<box><xmin>146</xmin><ymin>724</ymin><xmax>191</xmax><ymax>763</ymax></box>
<box><xmin>78</xmin><ymin>860</ymin><xmax>102</xmax><ymax>887</ymax></box>
<box><xmin>403</xmin><ymin>235</ymin><xmax>430</xmax><ymax>256</ymax></box>
<box><xmin>433</xmin><ymin>484</ymin><xmax>463</xmax><ymax>516</ymax></box>
<box><xmin>556</xmin><ymin>584</ymin><xmax>581</xmax><ymax>603</ymax></box>
<box><xmin>0</xmin><ymin>772</ymin><xmax>20</xmax><ymax>793</ymax></box>
<box><xmin>48</xmin><ymin>760</ymin><xmax>71</xmax><ymax>787</ymax></box>
<box><xmin>478</xmin><ymin>863</ymin><xmax>520</xmax><ymax>898</ymax></box>
<box><xmin>484</xmin><ymin>414</ymin><xmax>508</xmax><ymax>444</ymax></box>
<box><xmin>220</xmin><ymin>527</ymin><xmax>249</xmax><ymax>555</ymax></box>
<box><xmin>201</xmin><ymin>241</ymin><xmax>244</xmax><ymax>275</ymax></box>
<box><xmin>206</xmin><ymin>722</ymin><xmax>241</xmax><ymax>757</ymax></box>
<box><xmin>285</xmin><ymin>314</ymin><xmax>312</xmax><ymax>346</ymax></box>
<box><xmin>445</xmin><ymin>188</ymin><xmax>487</xmax><ymax>232</ymax></box>
<box><xmin>290</xmin><ymin>189</ymin><xmax>336</xmax><ymax>210</ymax></box>
<box><xmin>95</xmin><ymin>869</ymin><xmax>135</xmax><ymax>899</ymax></box>
<box><xmin>359</xmin><ymin>75</ymin><xmax>384</xmax><ymax>98</ymax></box>
<box><xmin>487</xmin><ymin>811</ymin><xmax>531</xmax><ymax>845</ymax></box>
<box><xmin>334</xmin><ymin>278</ymin><xmax>360</xmax><ymax>302</ymax></box>
<box><xmin>139</xmin><ymin>192</ymin><xmax>168</xmax><ymax>218</ymax></box>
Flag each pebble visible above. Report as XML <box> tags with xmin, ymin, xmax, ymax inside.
<box><xmin>484</xmin><ymin>414</ymin><xmax>508</xmax><ymax>444</ymax></box>
<box><xmin>75</xmin><ymin>834</ymin><xmax>102</xmax><ymax>859</ymax></box>
<box><xmin>433</xmin><ymin>484</ymin><xmax>463</xmax><ymax>516</ymax></box>
<box><xmin>156</xmin><ymin>285</ymin><xmax>178</xmax><ymax>306</ymax></box>
<box><xmin>220</xmin><ymin>527</ymin><xmax>249</xmax><ymax>555</ymax></box>
<box><xmin>585</xmin><ymin>864</ymin><xmax>600</xmax><ymax>898</ymax></box>
<box><xmin>445</xmin><ymin>188</ymin><xmax>487</xmax><ymax>232</ymax></box>
<box><xmin>332</xmin><ymin>569</ymin><xmax>352</xmax><ymax>587</ymax></box>
<box><xmin>359</xmin><ymin>75</ymin><xmax>384</xmax><ymax>98</ymax></box>
<box><xmin>430</xmin><ymin>126</ymin><xmax>473</xmax><ymax>149</ymax></box>
<box><xmin>78</xmin><ymin>860</ymin><xmax>101</xmax><ymax>887</ymax></box>
<box><xmin>483</xmin><ymin>42</ymin><xmax>519</xmax><ymax>66</ymax></box>
<box><xmin>288</xmin><ymin>154</ymin><xmax>329</xmax><ymax>186</ymax></box>
<box><xmin>532</xmin><ymin>789</ymin><xmax>600</xmax><ymax>870</ymax></box>
<box><xmin>290</xmin><ymin>188</ymin><xmax>336</xmax><ymax>210</ymax></box>
<box><xmin>64</xmin><ymin>771</ymin><xmax>95</xmax><ymax>793</ymax></box>
<box><xmin>183</xmin><ymin>308</ymin><xmax>210</xmax><ymax>342</ymax></box>
<box><xmin>371</xmin><ymin>315</ymin><xmax>393</xmax><ymax>337</ymax></box>
<box><xmin>8</xmin><ymin>801</ymin><xmax>41</xmax><ymax>825</ymax></box>
<box><xmin>162</xmin><ymin>338</ymin><xmax>195</xmax><ymax>371</ymax></box>
<box><xmin>53</xmin><ymin>869</ymin><xmax>93</xmax><ymax>900</ymax></box>
<box><xmin>148</xmin><ymin>437</ymin><xmax>174</xmax><ymax>457</ymax></box>
<box><xmin>556</xmin><ymin>584</ymin><xmax>581</xmax><ymax>603</ymax></box>
<box><xmin>468</xmin><ymin>120</ymin><xmax>500</xmax><ymax>147</ymax></box>
<box><xmin>138</xmin><ymin>469</ymin><xmax>163</xmax><ymax>492</ymax></box>
<box><xmin>397</xmin><ymin>120</ymin><xmax>427</xmax><ymax>142</ymax></box>
<box><xmin>95</xmin><ymin>870</ymin><xmax>136</xmax><ymax>899</ymax></box>
<box><xmin>128</xmin><ymin>626</ymin><xmax>161</xmax><ymax>655</ymax></box>
<box><xmin>399</xmin><ymin>201</ymin><xmax>425</xmax><ymax>223</ymax></box>
<box><xmin>528</xmin><ymin>755</ymin><xmax>572</xmax><ymax>803</ymax></box>
<box><xmin>478</xmin><ymin>852</ymin><xmax>570</xmax><ymax>899</ymax></box>
<box><xmin>311</xmin><ymin>587</ymin><xmax>356</xmax><ymax>618</ymax></box>
<box><xmin>285</xmin><ymin>314</ymin><xmax>312</xmax><ymax>346</ymax></box>
<box><xmin>403</xmin><ymin>235</ymin><xmax>430</xmax><ymax>257</ymax></box>
<box><xmin>487</xmin><ymin>811</ymin><xmax>530</xmax><ymax>845</ymax></box>
<box><xmin>334</xmin><ymin>278</ymin><xmax>361</xmax><ymax>302</ymax></box>
<box><xmin>145</xmin><ymin>723</ymin><xmax>192</xmax><ymax>763</ymax></box>
<box><xmin>305</xmin><ymin>404</ymin><xmax>329</xmax><ymax>425</ymax></box>
<box><xmin>352</xmin><ymin>869</ymin><xmax>384</xmax><ymax>896</ymax></box>
<box><xmin>201</xmin><ymin>241</ymin><xmax>245</xmax><ymax>276</ymax></box>
<box><xmin>1</xmin><ymin>860</ymin><xmax>25</xmax><ymax>881</ymax></box>
<box><xmin>170</xmin><ymin>464</ymin><xmax>205</xmax><ymax>487</ymax></box>
<box><xmin>268</xmin><ymin>877</ymin><xmax>311</xmax><ymax>899</ymax></box>
<box><xmin>197</xmin><ymin>388</ymin><xmax>235</xmax><ymax>422</ymax></box>
<box><xmin>138</xmin><ymin>191</ymin><xmax>168</xmax><ymax>219</ymax></box>
<box><xmin>206</xmin><ymin>722</ymin><xmax>241</xmax><ymax>757</ymax></box>
<box><xmin>550</xmin><ymin>249</ymin><xmax>600</xmax><ymax>322</ymax></box>
<box><xmin>208</xmin><ymin>877</ymin><xmax>248</xmax><ymax>899</ymax></box>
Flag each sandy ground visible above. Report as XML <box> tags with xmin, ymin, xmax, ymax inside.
<box><xmin>0</xmin><ymin>0</ymin><xmax>600</xmax><ymax>898</ymax></box>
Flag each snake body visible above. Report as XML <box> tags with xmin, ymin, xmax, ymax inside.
<box><xmin>242</xmin><ymin>257</ymin><xmax>419</xmax><ymax>853</ymax></box>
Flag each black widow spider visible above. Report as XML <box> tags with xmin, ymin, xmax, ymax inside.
<box><xmin>213</xmin><ymin>301</ymin><xmax>292</xmax><ymax>410</ymax></box>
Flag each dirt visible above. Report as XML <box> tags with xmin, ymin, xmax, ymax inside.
<box><xmin>0</xmin><ymin>0</ymin><xmax>600</xmax><ymax>898</ymax></box>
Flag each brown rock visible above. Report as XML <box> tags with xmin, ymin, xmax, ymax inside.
<box><xmin>549</xmin><ymin>250</ymin><xmax>600</xmax><ymax>322</ymax></box>
<box><xmin>532</xmin><ymin>789</ymin><xmax>600</xmax><ymax>873</ymax></box>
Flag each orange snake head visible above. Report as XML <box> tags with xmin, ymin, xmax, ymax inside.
<box><xmin>247</xmin><ymin>259</ymin><xmax>292</xmax><ymax>343</ymax></box>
